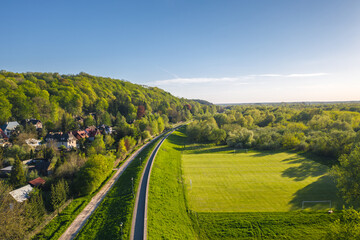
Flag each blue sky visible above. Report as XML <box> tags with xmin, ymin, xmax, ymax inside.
<box><xmin>1</xmin><ymin>0</ymin><xmax>360</xmax><ymax>103</ymax></box>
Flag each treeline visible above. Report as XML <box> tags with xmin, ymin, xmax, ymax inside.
<box><xmin>187</xmin><ymin>104</ymin><xmax>360</xmax><ymax>162</ymax></box>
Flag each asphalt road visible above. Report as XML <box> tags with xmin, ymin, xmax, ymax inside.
<box><xmin>130</xmin><ymin>130</ymin><xmax>174</xmax><ymax>240</ymax></box>
<box><xmin>58</xmin><ymin>135</ymin><xmax>163</xmax><ymax>240</ymax></box>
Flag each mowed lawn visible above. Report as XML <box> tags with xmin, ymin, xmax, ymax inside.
<box><xmin>182</xmin><ymin>147</ymin><xmax>340</xmax><ymax>212</ymax></box>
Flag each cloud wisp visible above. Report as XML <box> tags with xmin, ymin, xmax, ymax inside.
<box><xmin>153</xmin><ymin>72</ymin><xmax>330</xmax><ymax>85</ymax></box>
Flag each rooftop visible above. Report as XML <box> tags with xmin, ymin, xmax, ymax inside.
<box><xmin>9</xmin><ymin>184</ymin><xmax>33</xmax><ymax>203</ymax></box>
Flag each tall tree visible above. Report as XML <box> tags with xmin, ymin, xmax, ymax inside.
<box><xmin>51</xmin><ymin>179</ymin><xmax>69</xmax><ymax>213</ymax></box>
<box><xmin>10</xmin><ymin>156</ymin><xmax>26</xmax><ymax>188</ymax></box>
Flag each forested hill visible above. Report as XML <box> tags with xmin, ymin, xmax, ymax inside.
<box><xmin>0</xmin><ymin>70</ymin><xmax>215</xmax><ymax>127</ymax></box>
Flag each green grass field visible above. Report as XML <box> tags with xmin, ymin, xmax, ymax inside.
<box><xmin>182</xmin><ymin>146</ymin><xmax>341</xmax><ymax>212</ymax></box>
<box><xmin>196</xmin><ymin>211</ymin><xmax>340</xmax><ymax>239</ymax></box>
<box><xmin>148</xmin><ymin>129</ymin><xmax>197</xmax><ymax>239</ymax></box>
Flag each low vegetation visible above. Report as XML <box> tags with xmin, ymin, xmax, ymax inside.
<box><xmin>148</xmin><ymin>128</ymin><xmax>197</xmax><ymax>239</ymax></box>
<box><xmin>196</xmin><ymin>212</ymin><xmax>340</xmax><ymax>239</ymax></box>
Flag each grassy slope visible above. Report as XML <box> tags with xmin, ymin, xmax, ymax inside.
<box><xmin>75</xmin><ymin>138</ymin><xmax>161</xmax><ymax>240</ymax></box>
<box><xmin>196</xmin><ymin>212</ymin><xmax>340</xmax><ymax>240</ymax></box>
<box><xmin>182</xmin><ymin>146</ymin><xmax>341</xmax><ymax>212</ymax></box>
<box><xmin>147</xmin><ymin>129</ymin><xmax>197</xmax><ymax>239</ymax></box>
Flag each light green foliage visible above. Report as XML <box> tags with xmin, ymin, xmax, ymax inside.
<box><xmin>0</xmin><ymin>94</ymin><xmax>12</xmax><ymax>124</ymax></box>
<box><xmin>182</xmin><ymin>147</ymin><xmax>339</xmax><ymax>212</ymax></box>
<box><xmin>91</xmin><ymin>135</ymin><xmax>106</xmax><ymax>155</ymax></box>
<box><xmin>0</xmin><ymin>71</ymin><xmax>202</xmax><ymax>130</ymax></box>
<box><xmin>331</xmin><ymin>146</ymin><xmax>360</xmax><ymax>204</ymax></box>
<box><xmin>117</xmin><ymin>138</ymin><xmax>127</xmax><ymax>159</ymax></box>
<box><xmin>327</xmin><ymin>208</ymin><xmax>360</xmax><ymax>240</ymax></box>
<box><xmin>141</xmin><ymin>130</ymin><xmax>151</xmax><ymax>140</ymax></box>
<box><xmin>104</xmin><ymin>135</ymin><xmax>115</xmax><ymax>149</ymax></box>
<box><xmin>226</xmin><ymin>128</ymin><xmax>254</xmax><ymax>148</ymax></box>
<box><xmin>148</xmin><ymin>129</ymin><xmax>197</xmax><ymax>239</ymax></box>
<box><xmin>74</xmin><ymin>154</ymin><xmax>114</xmax><ymax>196</ymax></box>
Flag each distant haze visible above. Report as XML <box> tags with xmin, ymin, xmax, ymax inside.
<box><xmin>1</xmin><ymin>1</ymin><xmax>360</xmax><ymax>103</ymax></box>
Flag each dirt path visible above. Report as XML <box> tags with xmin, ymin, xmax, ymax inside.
<box><xmin>58</xmin><ymin>135</ymin><xmax>162</xmax><ymax>240</ymax></box>
<box><xmin>130</xmin><ymin>130</ymin><xmax>175</xmax><ymax>240</ymax></box>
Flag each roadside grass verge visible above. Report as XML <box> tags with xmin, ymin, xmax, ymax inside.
<box><xmin>148</xmin><ymin>128</ymin><xmax>197</xmax><ymax>239</ymax></box>
<box><xmin>32</xmin><ymin>171</ymin><xmax>116</xmax><ymax>240</ymax></box>
<box><xmin>75</xmin><ymin>137</ymin><xmax>162</xmax><ymax>240</ymax></box>
<box><xmin>196</xmin><ymin>211</ymin><xmax>340</xmax><ymax>239</ymax></box>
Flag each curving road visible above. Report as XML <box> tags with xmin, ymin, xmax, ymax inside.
<box><xmin>58</xmin><ymin>134</ymin><xmax>164</xmax><ymax>240</ymax></box>
<box><xmin>130</xmin><ymin>129</ymin><xmax>175</xmax><ymax>240</ymax></box>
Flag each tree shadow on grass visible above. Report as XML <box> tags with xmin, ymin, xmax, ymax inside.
<box><xmin>289</xmin><ymin>175</ymin><xmax>344</xmax><ymax>210</ymax></box>
<box><xmin>281</xmin><ymin>156</ymin><xmax>328</xmax><ymax>181</ymax></box>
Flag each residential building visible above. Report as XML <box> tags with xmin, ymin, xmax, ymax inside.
<box><xmin>0</xmin><ymin>121</ymin><xmax>19</xmax><ymax>137</ymax></box>
<box><xmin>45</xmin><ymin>132</ymin><xmax>77</xmax><ymax>148</ymax></box>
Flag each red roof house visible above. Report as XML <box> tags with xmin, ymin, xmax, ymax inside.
<box><xmin>28</xmin><ymin>177</ymin><xmax>46</xmax><ymax>188</ymax></box>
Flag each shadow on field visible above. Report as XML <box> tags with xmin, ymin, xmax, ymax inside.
<box><xmin>281</xmin><ymin>156</ymin><xmax>328</xmax><ymax>181</ymax></box>
<box><xmin>289</xmin><ymin>175</ymin><xmax>343</xmax><ymax>210</ymax></box>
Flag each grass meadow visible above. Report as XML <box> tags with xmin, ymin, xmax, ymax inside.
<box><xmin>147</xmin><ymin>128</ymin><xmax>342</xmax><ymax>239</ymax></box>
<box><xmin>182</xmin><ymin>147</ymin><xmax>341</xmax><ymax>212</ymax></box>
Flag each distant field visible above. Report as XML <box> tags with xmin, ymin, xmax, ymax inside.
<box><xmin>182</xmin><ymin>147</ymin><xmax>341</xmax><ymax>212</ymax></box>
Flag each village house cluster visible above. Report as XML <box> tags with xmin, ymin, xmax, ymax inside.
<box><xmin>0</xmin><ymin>118</ymin><xmax>113</xmax><ymax>203</ymax></box>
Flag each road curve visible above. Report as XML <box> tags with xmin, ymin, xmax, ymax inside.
<box><xmin>130</xmin><ymin>129</ymin><xmax>175</xmax><ymax>240</ymax></box>
<box><xmin>58</xmin><ymin>134</ymin><xmax>164</xmax><ymax>240</ymax></box>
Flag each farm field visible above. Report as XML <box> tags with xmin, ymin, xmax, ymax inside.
<box><xmin>182</xmin><ymin>147</ymin><xmax>342</xmax><ymax>212</ymax></box>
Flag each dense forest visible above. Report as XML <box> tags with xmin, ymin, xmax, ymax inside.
<box><xmin>0</xmin><ymin>70</ymin><xmax>217</xmax><ymax>128</ymax></box>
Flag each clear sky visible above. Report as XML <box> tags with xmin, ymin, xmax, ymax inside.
<box><xmin>1</xmin><ymin>0</ymin><xmax>360</xmax><ymax>103</ymax></box>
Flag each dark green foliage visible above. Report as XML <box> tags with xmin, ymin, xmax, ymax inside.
<box><xmin>331</xmin><ymin>146</ymin><xmax>360</xmax><ymax>205</ymax></box>
<box><xmin>10</xmin><ymin>156</ymin><xmax>26</xmax><ymax>188</ymax></box>
<box><xmin>51</xmin><ymin>179</ymin><xmax>69</xmax><ymax>212</ymax></box>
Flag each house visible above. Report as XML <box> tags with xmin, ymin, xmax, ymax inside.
<box><xmin>0</xmin><ymin>164</ymin><xmax>28</xmax><ymax>177</ymax></box>
<box><xmin>21</xmin><ymin>119</ymin><xmax>43</xmax><ymax>130</ymax></box>
<box><xmin>0</xmin><ymin>128</ymin><xmax>8</xmax><ymax>140</ymax></box>
<box><xmin>0</xmin><ymin>128</ymin><xmax>9</xmax><ymax>146</ymax></box>
<box><xmin>9</xmin><ymin>184</ymin><xmax>33</xmax><ymax>203</ymax></box>
<box><xmin>45</xmin><ymin>132</ymin><xmax>77</xmax><ymax>149</ymax></box>
<box><xmin>0</xmin><ymin>121</ymin><xmax>19</xmax><ymax>137</ymax></box>
<box><xmin>28</xmin><ymin>177</ymin><xmax>46</xmax><ymax>188</ymax></box>
<box><xmin>72</xmin><ymin>130</ymin><xmax>89</xmax><ymax>140</ymax></box>
<box><xmin>0</xmin><ymin>166</ymin><xmax>13</xmax><ymax>176</ymax></box>
<box><xmin>25</xmin><ymin>159</ymin><xmax>51</xmax><ymax>176</ymax></box>
<box><xmin>85</xmin><ymin>126</ymin><xmax>101</xmax><ymax>141</ymax></box>
<box><xmin>98</xmin><ymin>125</ymin><xmax>113</xmax><ymax>135</ymax></box>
